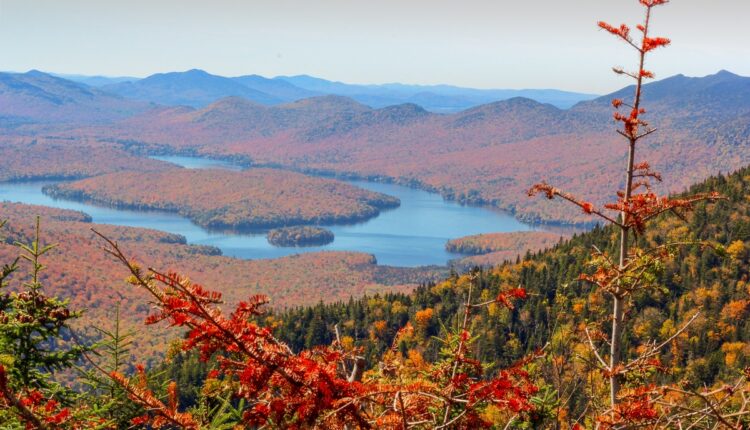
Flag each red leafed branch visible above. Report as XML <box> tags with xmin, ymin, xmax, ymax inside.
<box><xmin>0</xmin><ymin>364</ymin><xmax>97</xmax><ymax>429</ymax></box>
<box><xmin>528</xmin><ymin>182</ymin><xmax>623</xmax><ymax>226</ymax></box>
<box><xmin>94</xmin><ymin>230</ymin><xmax>370</xmax><ymax>428</ymax></box>
<box><xmin>597</xmin><ymin>385</ymin><xmax>661</xmax><ymax>429</ymax></box>
<box><xmin>603</xmin><ymin>190</ymin><xmax>723</xmax><ymax>234</ymax></box>
<box><xmin>528</xmin><ymin>181</ymin><xmax>723</xmax><ymax>234</ymax></box>
<box><xmin>110</xmin><ymin>368</ymin><xmax>200</xmax><ymax>429</ymax></box>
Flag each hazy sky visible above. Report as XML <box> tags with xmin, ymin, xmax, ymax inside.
<box><xmin>1</xmin><ymin>0</ymin><xmax>747</xmax><ymax>93</ymax></box>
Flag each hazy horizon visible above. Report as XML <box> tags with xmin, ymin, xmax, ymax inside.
<box><xmin>1</xmin><ymin>0</ymin><xmax>748</xmax><ymax>94</ymax></box>
<box><xmin>4</xmin><ymin>67</ymin><xmax>745</xmax><ymax>96</ymax></box>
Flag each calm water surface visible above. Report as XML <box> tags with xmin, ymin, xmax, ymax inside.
<box><xmin>0</xmin><ymin>156</ymin><xmax>541</xmax><ymax>267</ymax></box>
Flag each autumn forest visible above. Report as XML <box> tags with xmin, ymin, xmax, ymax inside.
<box><xmin>2</xmin><ymin>0</ymin><xmax>750</xmax><ymax>428</ymax></box>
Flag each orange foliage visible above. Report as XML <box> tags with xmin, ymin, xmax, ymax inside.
<box><xmin>723</xmin><ymin>300</ymin><xmax>749</xmax><ymax>321</ymax></box>
<box><xmin>46</xmin><ymin>168</ymin><xmax>399</xmax><ymax>230</ymax></box>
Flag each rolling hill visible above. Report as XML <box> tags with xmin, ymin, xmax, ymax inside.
<box><xmin>103</xmin><ymin>70</ymin><xmax>749</xmax><ymax>225</ymax></box>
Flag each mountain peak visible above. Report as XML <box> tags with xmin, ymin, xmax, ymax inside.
<box><xmin>104</xmin><ymin>69</ymin><xmax>281</xmax><ymax>107</ymax></box>
<box><xmin>24</xmin><ymin>69</ymin><xmax>49</xmax><ymax>77</ymax></box>
<box><xmin>714</xmin><ymin>69</ymin><xmax>739</xmax><ymax>78</ymax></box>
<box><xmin>183</xmin><ymin>68</ymin><xmax>211</xmax><ymax>76</ymax></box>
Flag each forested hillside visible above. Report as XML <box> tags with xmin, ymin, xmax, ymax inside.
<box><xmin>274</xmin><ymin>164</ymin><xmax>750</xmax><ymax>403</ymax></box>
<box><xmin>0</xmin><ymin>70</ymin><xmax>152</xmax><ymax>124</ymax></box>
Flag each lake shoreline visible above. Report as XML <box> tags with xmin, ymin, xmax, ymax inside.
<box><xmin>0</xmin><ymin>155</ymin><xmax>557</xmax><ymax>267</ymax></box>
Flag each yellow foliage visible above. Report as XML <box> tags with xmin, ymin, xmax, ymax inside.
<box><xmin>431</xmin><ymin>280</ymin><xmax>454</xmax><ymax>295</ymax></box>
<box><xmin>737</xmin><ymin>279</ymin><xmax>747</xmax><ymax>294</ymax></box>
<box><xmin>588</xmin><ymin>291</ymin><xmax>605</xmax><ymax>309</ymax></box>
<box><xmin>659</xmin><ymin>319</ymin><xmax>675</xmax><ymax>340</ymax></box>
<box><xmin>693</xmin><ymin>286</ymin><xmax>720</xmax><ymax>307</ymax></box>
<box><xmin>481</xmin><ymin>404</ymin><xmax>508</xmax><ymax>426</ymax></box>
<box><xmin>572</xmin><ymin>342</ymin><xmax>592</xmax><ymax>374</ymax></box>
<box><xmin>505</xmin><ymin>335</ymin><xmax>522</xmax><ymax>356</ymax></box>
<box><xmin>667</xmin><ymin>225</ymin><xmax>691</xmax><ymax>242</ymax></box>
<box><xmin>550</xmin><ymin>324</ymin><xmax>573</xmax><ymax>351</ymax></box>
<box><xmin>391</xmin><ymin>300</ymin><xmax>407</xmax><ymax>315</ymax></box>
<box><xmin>487</xmin><ymin>302</ymin><xmax>499</xmax><ymax>317</ymax></box>
<box><xmin>721</xmin><ymin>342</ymin><xmax>748</xmax><ymax>367</ymax></box>
<box><xmin>340</xmin><ymin>335</ymin><xmax>355</xmax><ymax>351</ymax></box>
<box><xmin>370</xmin><ymin>320</ymin><xmax>388</xmax><ymax>340</ymax></box>
<box><xmin>727</xmin><ymin>240</ymin><xmax>747</xmax><ymax>260</ymax></box>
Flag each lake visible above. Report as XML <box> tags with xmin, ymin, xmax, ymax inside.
<box><xmin>0</xmin><ymin>156</ymin><xmax>541</xmax><ymax>267</ymax></box>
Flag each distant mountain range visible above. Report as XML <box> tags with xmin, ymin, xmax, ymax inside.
<box><xmin>0</xmin><ymin>70</ymin><xmax>151</xmax><ymax>124</ymax></box>
<box><xmin>47</xmin><ymin>69</ymin><xmax>597</xmax><ymax>111</ymax></box>
<box><xmin>1</xmin><ymin>69</ymin><xmax>747</xmax><ymax>225</ymax></box>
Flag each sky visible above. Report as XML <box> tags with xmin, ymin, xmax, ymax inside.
<box><xmin>0</xmin><ymin>0</ymin><xmax>748</xmax><ymax>94</ymax></box>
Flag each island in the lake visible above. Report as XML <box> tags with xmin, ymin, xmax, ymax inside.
<box><xmin>267</xmin><ymin>226</ymin><xmax>335</xmax><ymax>247</ymax></box>
<box><xmin>42</xmin><ymin>168</ymin><xmax>400</xmax><ymax>231</ymax></box>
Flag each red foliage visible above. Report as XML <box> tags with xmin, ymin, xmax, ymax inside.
<box><xmin>446</xmin><ymin>231</ymin><xmax>567</xmax><ymax>268</ymax></box>
<box><xmin>495</xmin><ymin>287</ymin><xmax>528</xmax><ymax>309</ymax></box>
<box><xmin>598</xmin><ymin>21</ymin><xmax>631</xmax><ymax>41</ymax></box>
<box><xmin>110</xmin><ymin>368</ymin><xmax>199</xmax><ymax>429</ymax></box>
<box><xmin>598</xmin><ymin>386</ymin><xmax>660</xmax><ymax>428</ymax></box>
<box><xmin>642</xmin><ymin>37</ymin><xmax>671</xmax><ymax>52</ymax></box>
<box><xmin>0</xmin><ymin>365</ymin><xmax>101</xmax><ymax>429</ymax></box>
<box><xmin>95</xmin><ymin>233</ymin><xmax>539</xmax><ymax>428</ymax></box>
<box><xmin>117</xmin><ymin>269</ymin><xmax>366</xmax><ymax>426</ymax></box>
<box><xmin>639</xmin><ymin>0</ymin><xmax>669</xmax><ymax>7</ymax></box>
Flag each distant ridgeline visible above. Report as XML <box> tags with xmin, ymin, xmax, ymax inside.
<box><xmin>266</xmin><ymin>165</ymin><xmax>750</xmax><ymax>387</ymax></box>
